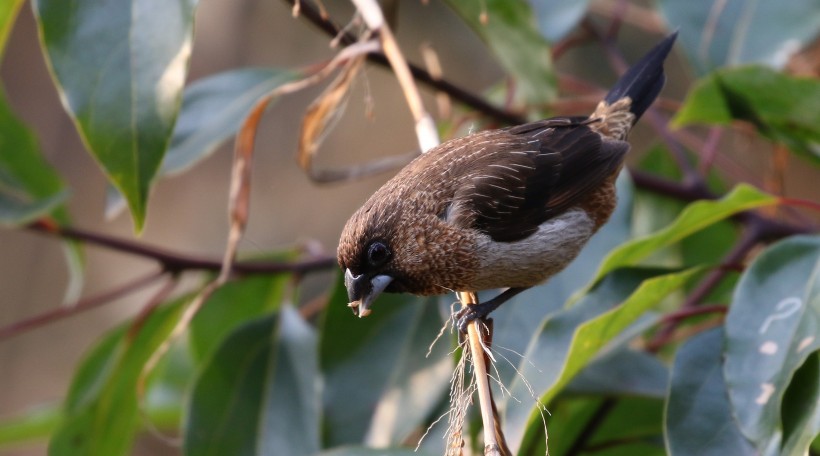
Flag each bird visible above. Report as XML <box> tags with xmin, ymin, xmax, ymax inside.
<box><xmin>337</xmin><ymin>33</ymin><xmax>677</xmax><ymax>331</ymax></box>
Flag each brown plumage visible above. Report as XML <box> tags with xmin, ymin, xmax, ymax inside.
<box><xmin>337</xmin><ymin>33</ymin><xmax>677</xmax><ymax>326</ymax></box>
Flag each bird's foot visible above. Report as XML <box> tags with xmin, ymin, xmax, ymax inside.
<box><xmin>455</xmin><ymin>303</ymin><xmax>495</xmax><ymax>333</ymax></box>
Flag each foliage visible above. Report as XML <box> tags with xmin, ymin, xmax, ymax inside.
<box><xmin>1</xmin><ymin>0</ymin><xmax>819</xmax><ymax>455</ymax></box>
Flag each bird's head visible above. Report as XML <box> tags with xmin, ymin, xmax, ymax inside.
<box><xmin>337</xmin><ymin>201</ymin><xmax>412</xmax><ymax>317</ymax></box>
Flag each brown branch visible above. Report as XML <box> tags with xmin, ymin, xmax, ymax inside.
<box><xmin>284</xmin><ymin>0</ymin><xmax>527</xmax><ymax>125</ymax></box>
<box><xmin>26</xmin><ymin>220</ymin><xmax>336</xmax><ymax>275</ymax></box>
<box><xmin>0</xmin><ymin>269</ymin><xmax>166</xmax><ymax>342</ymax></box>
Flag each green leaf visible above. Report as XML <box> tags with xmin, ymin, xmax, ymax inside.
<box><xmin>0</xmin><ymin>0</ymin><xmax>24</xmax><ymax>59</ymax></box>
<box><xmin>0</xmin><ymin>404</ymin><xmax>61</xmax><ymax>448</ymax></box>
<box><xmin>443</xmin><ymin>0</ymin><xmax>555</xmax><ymax>104</ymax></box>
<box><xmin>505</xmin><ymin>267</ymin><xmax>701</xmax><ymax>453</ymax></box>
<box><xmin>0</xmin><ymin>90</ymin><xmax>67</xmax><ymax>225</ymax></box>
<box><xmin>189</xmin><ymin>273</ymin><xmax>292</xmax><ymax>364</ymax></box>
<box><xmin>33</xmin><ymin>0</ymin><xmax>198</xmax><ymax>230</ymax></box>
<box><xmin>49</xmin><ymin>299</ymin><xmax>186</xmax><ymax>456</ymax></box>
<box><xmin>528</xmin><ymin>0</ymin><xmax>590</xmax><ymax>42</ymax></box>
<box><xmin>724</xmin><ymin>235</ymin><xmax>820</xmax><ymax>454</ymax></box>
<box><xmin>665</xmin><ymin>328</ymin><xmax>755</xmax><ymax>455</ymax></box>
<box><xmin>583</xmin><ymin>184</ymin><xmax>775</xmax><ymax>291</ymax></box>
<box><xmin>566</xmin><ymin>348</ymin><xmax>669</xmax><ymax>399</ymax></box>
<box><xmin>673</xmin><ymin>67</ymin><xmax>820</xmax><ymax>164</ymax></box>
<box><xmin>320</xmin><ymin>275</ymin><xmax>451</xmax><ymax>448</ymax></box>
<box><xmin>658</xmin><ymin>0</ymin><xmax>820</xmax><ymax>74</ymax></box>
<box><xmin>184</xmin><ymin>306</ymin><xmax>320</xmax><ymax>456</ymax></box>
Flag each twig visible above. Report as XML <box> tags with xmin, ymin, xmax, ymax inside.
<box><xmin>459</xmin><ymin>291</ymin><xmax>505</xmax><ymax>456</ymax></box>
<box><xmin>27</xmin><ymin>220</ymin><xmax>336</xmax><ymax>275</ymax></box>
<box><xmin>0</xmin><ymin>270</ymin><xmax>166</xmax><ymax>342</ymax></box>
<box><xmin>285</xmin><ymin>0</ymin><xmax>526</xmax><ymax>125</ymax></box>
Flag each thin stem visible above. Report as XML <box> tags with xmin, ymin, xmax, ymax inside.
<box><xmin>0</xmin><ymin>269</ymin><xmax>166</xmax><ymax>342</ymax></box>
<box><xmin>27</xmin><ymin>220</ymin><xmax>336</xmax><ymax>275</ymax></box>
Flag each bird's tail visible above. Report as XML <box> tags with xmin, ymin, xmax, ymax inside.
<box><xmin>602</xmin><ymin>31</ymin><xmax>678</xmax><ymax>123</ymax></box>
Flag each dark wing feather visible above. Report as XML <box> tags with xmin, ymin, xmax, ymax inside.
<box><xmin>448</xmin><ymin>118</ymin><xmax>628</xmax><ymax>242</ymax></box>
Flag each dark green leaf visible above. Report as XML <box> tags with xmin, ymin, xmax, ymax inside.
<box><xmin>724</xmin><ymin>235</ymin><xmax>820</xmax><ymax>454</ymax></box>
<box><xmin>320</xmin><ymin>275</ymin><xmax>451</xmax><ymax>448</ymax></box>
<box><xmin>665</xmin><ymin>328</ymin><xmax>755</xmax><ymax>455</ymax></box>
<box><xmin>188</xmin><ymin>273</ymin><xmax>291</xmax><ymax>363</ymax></box>
<box><xmin>674</xmin><ymin>67</ymin><xmax>820</xmax><ymax>164</ymax></box>
<box><xmin>658</xmin><ymin>0</ymin><xmax>820</xmax><ymax>74</ymax></box>
<box><xmin>505</xmin><ymin>267</ymin><xmax>699</xmax><ymax>453</ymax></box>
<box><xmin>33</xmin><ymin>0</ymin><xmax>198</xmax><ymax>230</ymax></box>
<box><xmin>443</xmin><ymin>0</ymin><xmax>555</xmax><ymax>104</ymax></box>
<box><xmin>49</xmin><ymin>300</ymin><xmax>186</xmax><ymax>456</ymax></box>
<box><xmin>0</xmin><ymin>90</ymin><xmax>67</xmax><ymax>225</ymax></box>
<box><xmin>184</xmin><ymin>306</ymin><xmax>320</xmax><ymax>456</ymax></box>
<box><xmin>528</xmin><ymin>0</ymin><xmax>590</xmax><ymax>42</ymax></box>
<box><xmin>0</xmin><ymin>0</ymin><xmax>24</xmax><ymax>59</ymax></box>
<box><xmin>566</xmin><ymin>348</ymin><xmax>669</xmax><ymax>398</ymax></box>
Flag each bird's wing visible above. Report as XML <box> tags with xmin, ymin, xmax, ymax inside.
<box><xmin>446</xmin><ymin>118</ymin><xmax>629</xmax><ymax>242</ymax></box>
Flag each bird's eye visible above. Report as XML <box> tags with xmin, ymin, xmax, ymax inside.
<box><xmin>367</xmin><ymin>241</ymin><xmax>391</xmax><ymax>266</ymax></box>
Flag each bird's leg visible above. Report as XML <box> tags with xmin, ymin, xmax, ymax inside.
<box><xmin>456</xmin><ymin>287</ymin><xmax>528</xmax><ymax>333</ymax></box>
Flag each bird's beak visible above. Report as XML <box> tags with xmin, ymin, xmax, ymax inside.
<box><xmin>344</xmin><ymin>269</ymin><xmax>393</xmax><ymax>317</ymax></box>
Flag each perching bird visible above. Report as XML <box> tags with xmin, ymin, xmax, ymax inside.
<box><xmin>338</xmin><ymin>33</ymin><xmax>677</xmax><ymax>330</ymax></box>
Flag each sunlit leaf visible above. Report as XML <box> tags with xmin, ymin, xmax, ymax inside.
<box><xmin>724</xmin><ymin>235</ymin><xmax>820</xmax><ymax>454</ymax></box>
<box><xmin>443</xmin><ymin>0</ymin><xmax>555</xmax><ymax>104</ymax></box>
<box><xmin>0</xmin><ymin>404</ymin><xmax>61</xmax><ymax>448</ymax></box>
<box><xmin>505</xmin><ymin>267</ymin><xmax>700</xmax><ymax>453</ymax></box>
<box><xmin>583</xmin><ymin>184</ymin><xmax>775</xmax><ymax>292</ymax></box>
<box><xmin>0</xmin><ymin>0</ymin><xmax>24</xmax><ymax>59</ymax></box>
<box><xmin>184</xmin><ymin>306</ymin><xmax>320</xmax><ymax>456</ymax></box>
<box><xmin>318</xmin><ymin>447</ymin><xmax>436</xmax><ymax>456</ymax></box>
<box><xmin>674</xmin><ymin>67</ymin><xmax>820</xmax><ymax>164</ymax></box>
<box><xmin>320</xmin><ymin>275</ymin><xmax>451</xmax><ymax>449</ymax></box>
<box><xmin>49</xmin><ymin>300</ymin><xmax>186</xmax><ymax>456</ymax></box>
<box><xmin>665</xmin><ymin>328</ymin><xmax>755</xmax><ymax>455</ymax></box>
<box><xmin>33</xmin><ymin>0</ymin><xmax>198</xmax><ymax>230</ymax></box>
<box><xmin>658</xmin><ymin>0</ymin><xmax>820</xmax><ymax>74</ymax></box>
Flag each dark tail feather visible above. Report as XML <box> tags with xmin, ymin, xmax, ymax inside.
<box><xmin>604</xmin><ymin>31</ymin><xmax>678</xmax><ymax>122</ymax></box>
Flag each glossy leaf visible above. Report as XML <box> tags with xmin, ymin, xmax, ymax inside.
<box><xmin>566</xmin><ymin>347</ymin><xmax>669</xmax><ymax>399</ymax></box>
<box><xmin>583</xmin><ymin>184</ymin><xmax>775</xmax><ymax>292</ymax></box>
<box><xmin>658</xmin><ymin>0</ymin><xmax>820</xmax><ymax>75</ymax></box>
<box><xmin>724</xmin><ymin>235</ymin><xmax>820</xmax><ymax>454</ymax></box>
<box><xmin>528</xmin><ymin>0</ymin><xmax>590</xmax><ymax>43</ymax></box>
<box><xmin>665</xmin><ymin>328</ymin><xmax>755</xmax><ymax>455</ymax></box>
<box><xmin>188</xmin><ymin>272</ymin><xmax>292</xmax><ymax>364</ymax></box>
<box><xmin>184</xmin><ymin>306</ymin><xmax>320</xmax><ymax>456</ymax></box>
<box><xmin>443</xmin><ymin>0</ymin><xmax>555</xmax><ymax>103</ymax></box>
<box><xmin>504</xmin><ymin>267</ymin><xmax>698</xmax><ymax>453</ymax></box>
<box><xmin>0</xmin><ymin>90</ymin><xmax>67</xmax><ymax>225</ymax></box>
<box><xmin>0</xmin><ymin>0</ymin><xmax>24</xmax><ymax>59</ymax></box>
<box><xmin>674</xmin><ymin>67</ymin><xmax>820</xmax><ymax>164</ymax></box>
<box><xmin>33</xmin><ymin>0</ymin><xmax>198</xmax><ymax>230</ymax></box>
<box><xmin>49</xmin><ymin>300</ymin><xmax>185</xmax><ymax>456</ymax></box>
<box><xmin>320</xmin><ymin>275</ymin><xmax>451</xmax><ymax>449</ymax></box>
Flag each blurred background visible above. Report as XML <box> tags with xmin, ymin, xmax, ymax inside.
<box><xmin>1</xmin><ymin>0</ymin><xmax>817</xmax><ymax>454</ymax></box>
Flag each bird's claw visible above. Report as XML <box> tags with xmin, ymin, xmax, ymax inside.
<box><xmin>454</xmin><ymin>305</ymin><xmax>489</xmax><ymax>333</ymax></box>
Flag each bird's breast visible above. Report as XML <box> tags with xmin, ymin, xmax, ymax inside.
<box><xmin>467</xmin><ymin>208</ymin><xmax>595</xmax><ymax>290</ymax></box>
